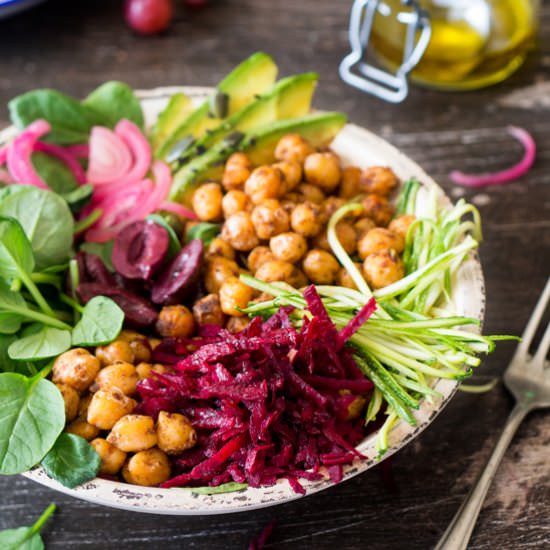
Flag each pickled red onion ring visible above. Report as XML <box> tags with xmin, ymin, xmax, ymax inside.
<box><xmin>0</xmin><ymin>145</ymin><xmax>7</xmax><ymax>165</ymax></box>
<box><xmin>87</xmin><ymin>126</ymin><xmax>132</xmax><ymax>184</ymax></box>
<box><xmin>6</xmin><ymin>119</ymin><xmax>50</xmax><ymax>189</ymax></box>
<box><xmin>65</xmin><ymin>144</ymin><xmax>90</xmax><ymax>158</ymax></box>
<box><xmin>34</xmin><ymin>141</ymin><xmax>87</xmax><ymax>184</ymax></box>
<box><xmin>114</xmin><ymin>119</ymin><xmax>151</xmax><ymax>183</ymax></box>
<box><xmin>159</xmin><ymin>201</ymin><xmax>198</xmax><ymax>220</ymax></box>
<box><xmin>450</xmin><ymin>126</ymin><xmax>536</xmax><ymax>188</ymax></box>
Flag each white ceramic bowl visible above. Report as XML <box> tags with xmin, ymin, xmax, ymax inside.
<box><xmin>2</xmin><ymin>86</ymin><xmax>485</xmax><ymax>514</ymax></box>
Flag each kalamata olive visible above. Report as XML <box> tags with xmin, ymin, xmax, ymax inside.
<box><xmin>151</xmin><ymin>239</ymin><xmax>203</xmax><ymax>305</ymax></box>
<box><xmin>78</xmin><ymin>283</ymin><xmax>158</xmax><ymax>327</ymax></box>
<box><xmin>84</xmin><ymin>253</ymin><xmax>115</xmax><ymax>285</ymax></box>
<box><xmin>112</xmin><ymin>220</ymin><xmax>169</xmax><ymax>280</ymax></box>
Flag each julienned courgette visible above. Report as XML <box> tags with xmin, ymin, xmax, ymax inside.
<box><xmin>155</xmin><ymin>52</ymin><xmax>278</xmax><ymax>159</ymax></box>
<box><xmin>168</xmin><ymin>111</ymin><xmax>347</xmax><ymax>203</ymax></box>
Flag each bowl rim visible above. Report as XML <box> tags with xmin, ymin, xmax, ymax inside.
<box><xmin>0</xmin><ymin>85</ymin><xmax>485</xmax><ymax>514</ymax></box>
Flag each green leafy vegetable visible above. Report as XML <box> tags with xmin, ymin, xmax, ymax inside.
<box><xmin>0</xmin><ymin>188</ymin><xmax>74</xmax><ymax>270</ymax></box>
<box><xmin>31</xmin><ymin>152</ymin><xmax>78</xmax><ymax>195</ymax></box>
<box><xmin>8</xmin><ymin>327</ymin><xmax>72</xmax><ymax>361</ymax></box>
<box><xmin>61</xmin><ymin>184</ymin><xmax>94</xmax><ymax>213</ymax></box>
<box><xmin>83</xmin><ymin>81</ymin><xmax>144</xmax><ymax>128</ymax></box>
<box><xmin>0</xmin><ymin>334</ymin><xmax>20</xmax><ymax>373</ymax></box>
<box><xmin>186</xmin><ymin>222</ymin><xmax>220</xmax><ymax>245</ymax></box>
<box><xmin>71</xmin><ymin>296</ymin><xmax>124</xmax><ymax>347</ymax></box>
<box><xmin>0</xmin><ymin>372</ymin><xmax>65</xmax><ymax>474</ymax></box>
<box><xmin>8</xmin><ymin>89</ymin><xmax>102</xmax><ymax>145</ymax></box>
<box><xmin>0</xmin><ymin>503</ymin><xmax>56</xmax><ymax>550</ymax></box>
<box><xmin>41</xmin><ymin>434</ymin><xmax>101</xmax><ymax>488</ymax></box>
<box><xmin>189</xmin><ymin>482</ymin><xmax>248</xmax><ymax>495</ymax></box>
<box><xmin>0</xmin><ymin>216</ymin><xmax>35</xmax><ymax>281</ymax></box>
<box><xmin>0</xmin><ymin>282</ymin><xmax>27</xmax><ymax>334</ymax></box>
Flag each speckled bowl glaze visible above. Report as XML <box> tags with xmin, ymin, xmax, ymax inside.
<box><xmin>9</xmin><ymin>87</ymin><xmax>485</xmax><ymax>514</ymax></box>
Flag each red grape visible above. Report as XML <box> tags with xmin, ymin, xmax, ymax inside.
<box><xmin>125</xmin><ymin>0</ymin><xmax>174</xmax><ymax>35</ymax></box>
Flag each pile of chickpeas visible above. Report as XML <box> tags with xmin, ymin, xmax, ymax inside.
<box><xmin>52</xmin><ymin>332</ymin><xmax>193</xmax><ymax>486</ymax></box>
<box><xmin>50</xmin><ymin>133</ymin><xmax>415</xmax><ymax>487</ymax></box>
<box><xmin>189</xmin><ymin>133</ymin><xmax>415</xmax><ymax>333</ymax></box>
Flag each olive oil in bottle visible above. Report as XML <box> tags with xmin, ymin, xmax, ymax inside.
<box><xmin>370</xmin><ymin>0</ymin><xmax>539</xmax><ymax>90</ymax></box>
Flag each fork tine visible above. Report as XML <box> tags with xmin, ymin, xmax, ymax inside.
<box><xmin>513</xmin><ymin>278</ymin><xmax>550</xmax><ymax>361</ymax></box>
<box><xmin>532</xmin><ymin>321</ymin><xmax>550</xmax><ymax>369</ymax></box>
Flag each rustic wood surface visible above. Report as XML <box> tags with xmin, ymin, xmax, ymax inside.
<box><xmin>0</xmin><ymin>0</ymin><xmax>549</xmax><ymax>548</ymax></box>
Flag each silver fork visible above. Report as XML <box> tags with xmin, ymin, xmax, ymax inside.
<box><xmin>435</xmin><ymin>277</ymin><xmax>550</xmax><ymax>550</ymax></box>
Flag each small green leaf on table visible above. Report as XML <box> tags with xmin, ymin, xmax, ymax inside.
<box><xmin>0</xmin><ymin>503</ymin><xmax>56</xmax><ymax>550</ymax></box>
<box><xmin>0</xmin><ymin>373</ymin><xmax>65</xmax><ymax>475</ymax></box>
<box><xmin>41</xmin><ymin>434</ymin><xmax>101</xmax><ymax>488</ymax></box>
<box><xmin>71</xmin><ymin>296</ymin><xmax>124</xmax><ymax>347</ymax></box>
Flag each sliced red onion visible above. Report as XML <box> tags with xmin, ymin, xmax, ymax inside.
<box><xmin>450</xmin><ymin>126</ymin><xmax>536</xmax><ymax>188</ymax></box>
<box><xmin>114</xmin><ymin>119</ymin><xmax>151</xmax><ymax>184</ymax></box>
<box><xmin>0</xmin><ymin>145</ymin><xmax>7</xmax><ymax>165</ymax></box>
<box><xmin>6</xmin><ymin>119</ymin><xmax>51</xmax><ymax>189</ymax></box>
<box><xmin>65</xmin><ymin>144</ymin><xmax>90</xmax><ymax>158</ymax></box>
<box><xmin>87</xmin><ymin>126</ymin><xmax>132</xmax><ymax>184</ymax></box>
<box><xmin>34</xmin><ymin>141</ymin><xmax>87</xmax><ymax>184</ymax></box>
<box><xmin>159</xmin><ymin>200</ymin><xmax>198</xmax><ymax>220</ymax></box>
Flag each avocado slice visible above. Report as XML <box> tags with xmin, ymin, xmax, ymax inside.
<box><xmin>150</xmin><ymin>93</ymin><xmax>195</xmax><ymax>155</ymax></box>
<box><xmin>156</xmin><ymin>52</ymin><xmax>278</xmax><ymax>160</ymax></box>
<box><xmin>171</xmin><ymin>73</ymin><xmax>319</xmax><ymax>167</ymax></box>
<box><xmin>169</xmin><ymin>111</ymin><xmax>347</xmax><ymax>203</ymax></box>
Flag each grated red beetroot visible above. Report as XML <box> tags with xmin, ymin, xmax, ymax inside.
<box><xmin>137</xmin><ymin>285</ymin><xmax>376</xmax><ymax>493</ymax></box>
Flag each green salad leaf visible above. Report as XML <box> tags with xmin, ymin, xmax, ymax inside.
<box><xmin>8</xmin><ymin>327</ymin><xmax>72</xmax><ymax>361</ymax></box>
<box><xmin>41</xmin><ymin>434</ymin><xmax>101</xmax><ymax>488</ymax></box>
<box><xmin>32</xmin><ymin>152</ymin><xmax>78</xmax><ymax>195</ymax></box>
<box><xmin>0</xmin><ymin>216</ymin><xmax>35</xmax><ymax>281</ymax></box>
<box><xmin>72</xmin><ymin>296</ymin><xmax>124</xmax><ymax>347</ymax></box>
<box><xmin>0</xmin><ymin>503</ymin><xmax>55</xmax><ymax>550</ymax></box>
<box><xmin>83</xmin><ymin>81</ymin><xmax>144</xmax><ymax>128</ymax></box>
<box><xmin>0</xmin><ymin>188</ymin><xmax>74</xmax><ymax>270</ymax></box>
<box><xmin>0</xmin><ymin>334</ymin><xmax>20</xmax><ymax>373</ymax></box>
<box><xmin>0</xmin><ymin>373</ymin><xmax>65</xmax><ymax>474</ymax></box>
<box><xmin>0</xmin><ymin>282</ymin><xmax>27</xmax><ymax>335</ymax></box>
<box><xmin>186</xmin><ymin>222</ymin><xmax>220</xmax><ymax>245</ymax></box>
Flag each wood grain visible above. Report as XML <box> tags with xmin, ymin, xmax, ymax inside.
<box><xmin>0</xmin><ymin>0</ymin><xmax>549</xmax><ymax>548</ymax></box>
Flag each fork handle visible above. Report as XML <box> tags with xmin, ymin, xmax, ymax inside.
<box><xmin>434</xmin><ymin>404</ymin><xmax>529</xmax><ymax>550</ymax></box>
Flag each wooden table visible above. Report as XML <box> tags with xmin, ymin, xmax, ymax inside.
<box><xmin>1</xmin><ymin>1</ymin><xmax>549</xmax><ymax>548</ymax></box>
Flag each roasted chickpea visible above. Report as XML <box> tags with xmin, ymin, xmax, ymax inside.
<box><xmin>222</xmin><ymin>189</ymin><xmax>250</xmax><ymax>218</ymax></box>
<box><xmin>55</xmin><ymin>383</ymin><xmax>80</xmax><ymax>422</ymax></box>
<box><xmin>363</xmin><ymin>250</ymin><xmax>405</xmax><ymax>289</ymax></box>
<box><xmin>192</xmin><ymin>294</ymin><xmax>226</xmax><ymax>327</ymax></box>
<box><xmin>336</xmin><ymin>265</ymin><xmax>364</xmax><ymax>290</ymax></box>
<box><xmin>251</xmin><ymin>200</ymin><xmax>290</xmax><ymax>240</ymax></box>
<box><xmin>339</xmin><ymin>166</ymin><xmax>362</xmax><ymax>199</ymax></box>
<box><xmin>312</xmin><ymin>221</ymin><xmax>357</xmax><ymax>255</ymax></box>
<box><xmin>219</xmin><ymin>277</ymin><xmax>254</xmax><ymax>317</ymax></box>
<box><xmin>156</xmin><ymin>305</ymin><xmax>195</xmax><ymax>338</ymax></box>
<box><xmin>204</xmin><ymin>256</ymin><xmax>241</xmax><ymax>294</ymax></box>
<box><xmin>96</xmin><ymin>341</ymin><xmax>135</xmax><ymax>367</ymax></box>
<box><xmin>280</xmin><ymin>199</ymin><xmax>298</xmax><ymax>215</ymax></box>
<box><xmin>354</xmin><ymin>217</ymin><xmax>376</xmax><ymax>238</ymax></box>
<box><xmin>221</xmin><ymin>212</ymin><xmax>260</xmax><ymax>251</ymax></box>
<box><xmin>206</xmin><ymin>237</ymin><xmax>236</xmax><ymax>261</ymax></box>
<box><xmin>226</xmin><ymin>316</ymin><xmax>250</xmax><ymax>333</ymax></box>
<box><xmin>157</xmin><ymin>411</ymin><xmax>197</xmax><ymax>455</ymax></box>
<box><xmin>388</xmin><ymin>214</ymin><xmax>416</xmax><ymax>240</ymax></box>
<box><xmin>360</xmin><ymin>166</ymin><xmax>398</xmax><ymax>196</ymax></box>
<box><xmin>192</xmin><ymin>182</ymin><xmax>223</xmax><ymax>221</ymax></box>
<box><xmin>136</xmin><ymin>362</ymin><xmax>171</xmax><ymax>380</ymax></box>
<box><xmin>118</xmin><ymin>331</ymin><xmax>152</xmax><ymax>364</ymax></box>
<box><xmin>290</xmin><ymin>202</ymin><xmax>323</xmax><ymax>237</ymax></box>
<box><xmin>302</xmin><ymin>249</ymin><xmax>340</xmax><ymax>285</ymax></box>
<box><xmin>304</xmin><ymin>152</ymin><xmax>341</xmax><ymax>192</ymax></box>
<box><xmin>357</xmin><ymin>228</ymin><xmax>404</xmax><ymax>260</ymax></box>
<box><xmin>362</xmin><ymin>194</ymin><xmax>395</xmax><ymax>227</ymax></box>
<box><xmin>247</xmin><ymin>246</ymin><xmax>276</xmax><ymax>273</ymax></box>
<box><xmin>87</xmin><ymin>388</ymin><xmax>136</xmax><ymax>430</ymax></box>
<box><xmin>296</xmin><ymin>183</ymin><xmax>325</xmax><ymax>205</ymax></box>
<box><xmin>122</xmin><ymin>448</ymin><xmax>171</xmax><ymax>487</ymax></box>
<box><xmin>323</xmin><ymin>197</ymin><xmax>346</xmax><ymax>221</ymax></box>
<box><xmin>244</xmin><ymin>166</ymin><xmax>283</xmax><ymax>204</ymax></box>
<box><xmin>90</xmin><ymin>438</ymin><xmax>127</xmax><ymax>475</ymax></box>
<box><xmin>65</xmin><ymin>417</ymin><xmax>100</xmax><ymax>441</ymax></box>
<box><xmin>78</xmin><ymin>394</ymin><xmax>93</xmax><ymax>418</ymax></box>
<box><xmin>52</xmin><ymin>349</ymin><xmax>101</xmax><ymax>393</ymax></box>
<box><xmin>269</xmin><ymin>232</ymin><xmax>308</xmax><ymax>263</ymax></box>
<box><xmin>255</xmin><ymin>260</ymin><xmax>308</xmax><ymax>288</ymax></box>
<box><xmin>222</xmin><ymin>152</ymin><xmax>252</xmax><ymax>191</ymax></box>
<box><xmin>95</xmin><ymin>362</ymin><xmax>139</xmax><ymax>396</ymax></box>
<box><xmin>274</xmin><ymin>133</ymin><xmax>314</xmax><ymax>164</ymax></box>
<box><xmin>107</xmin><ymin>414</ymin><xmax>157</xmax><ymax>452</ymax></box>
<box><xmin>273</xmin><ymin>160</ymin><xmax>302</xmax><ymax>191</ymax></box>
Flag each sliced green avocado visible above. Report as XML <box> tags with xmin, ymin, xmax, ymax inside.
<box><xmin>172</xmin><ymin>72</ymin><xmax>319</xmax><ymax>166</ymax></box>
<box><xmin>169</xmin><ymin>111</ymin><xmax>347</xmax><ymax>203</ymax></box>
<box><xmin>150</xmin><ymin>93</ymin><xmax>195</xmax><ymax>155</ymax></box>
<box><xmin>156</xmin><ymin>52</ymin><xmax>278</xmax><ymax>160</ymax></box>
